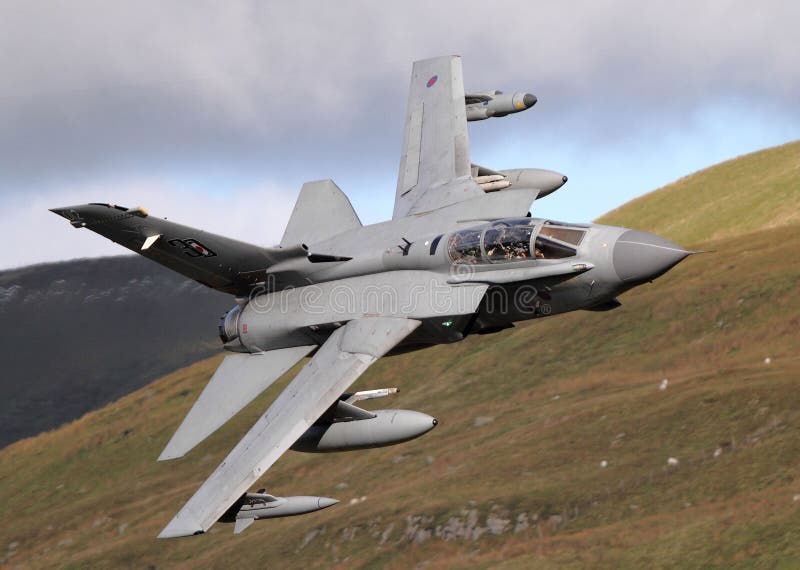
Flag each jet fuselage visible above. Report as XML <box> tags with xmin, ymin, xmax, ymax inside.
<box><xmin>220</xmin><ymin>216</ymin><xmax>690</xmax><ymax>355</ymax></box>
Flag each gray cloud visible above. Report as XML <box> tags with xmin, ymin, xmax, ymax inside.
<box><xmin>1</xmin><ymin>1</ymin><xmax>798</xmax><ymax>267</ymax></box>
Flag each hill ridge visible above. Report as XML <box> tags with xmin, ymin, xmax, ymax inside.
<box><xmin>597</xmin><ymin>140</ymin><xmax>800</xmax><ymax>245</ymax></box>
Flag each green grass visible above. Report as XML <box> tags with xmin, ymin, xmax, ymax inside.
<box><xmin>597</xmin><ymin>140</ymin><xmax>800</xmax><ymax>246</ymax></box>
<box><xmin>1</xmin><ymin>143</ymin><xmax>799</xmax><ymax>568</ymax></box>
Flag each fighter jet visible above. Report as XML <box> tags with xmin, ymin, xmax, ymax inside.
<box><xmin>51</xmin><ymin>55</ymin><xmax>694</xmax><ymax>538</ymax></box>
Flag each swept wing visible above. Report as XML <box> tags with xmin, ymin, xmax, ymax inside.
<box><xmin>50</xmin><ymin>203</ymin><xmax>308</xmax><ymax>296</ymax></box>
<box><xmin>158</xmin><ymin>316</ymin><xmax>421</xmax><ymax>538</ymax></box>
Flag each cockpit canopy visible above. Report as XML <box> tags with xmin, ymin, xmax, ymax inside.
<box><xmin>448</xmin><ymin>219</ymin><xmax>587</xmax><ymax>264</ymax></box>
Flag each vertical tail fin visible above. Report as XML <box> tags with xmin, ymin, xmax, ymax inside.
<box><xmin>280</xmin><ymin>180</ymin><xmax>362</xmax><ymax>247</ymax></box>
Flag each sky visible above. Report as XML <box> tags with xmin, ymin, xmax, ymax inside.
<box><xmin>1</xmin><ymin>1</ymin><xmax>798</xmax><ymax>269</ymax></box>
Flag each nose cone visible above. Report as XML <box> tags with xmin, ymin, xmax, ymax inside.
<box><xmin>401</xmin><ymin>411</ymin><xmax>438</xmax><ymax>437</ymax></box>
<box><xmin>613</xmin><ymin>230</ymin><xmax>691</xmax><ymax>284</ymax></box>
<box><xmin>523</xmin><ymin>93</ymin><xmax>537</xmax><ymax>108</ymax></box>
<box><xmin>317</xmin><ymin>497</ymin><xmax>339</xmax><ymax>510</ymax></box>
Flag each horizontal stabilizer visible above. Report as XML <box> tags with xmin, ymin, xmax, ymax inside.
<box><xmin>280</xmin><ymin>180</ymin><xmax>362</xmax><ymax>247</ymax></box>
<box><xmin>158</xmin><ymin>346</ymin><xmax>315</xmax><ymax>461</ymax></box>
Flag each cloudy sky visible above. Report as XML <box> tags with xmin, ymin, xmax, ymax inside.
<box><xmin>1</xmin><ymin>1</ymin><xmax>798</xmax><ymax>269</ymax></box>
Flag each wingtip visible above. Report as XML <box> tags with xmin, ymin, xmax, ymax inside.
<box><xmin>157</xmin><ymin>448</ymin><xmax>184</xmax><ymax>462</ymax></box>
<box><xmin>157</xmin><ymin>521</ymin><xmax>204</xmax><ymax>539</ymax></box>
<box><xmin>158</xmin><ymin>434</ymin><xmax>192</xmax><ymax>461</ymax></box>
<box><xmin>49</xmin><ymin>206</ymin><xmax>87</xmax><ymax>228</ymax></box>
<box><xmin>158</xmin><ymin>437</ymin><xmax>189</xmax><ymax>461</ymax></box>
<box><xmin>49</xmin><ymin>206</ymin><xmax>69</xmax><ymax>218</ymax></box>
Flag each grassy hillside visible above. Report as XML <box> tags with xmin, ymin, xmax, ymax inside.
<box><xmin>1</xmin><ymin>145</ymin><xmax>799</xmax><ymax>568</ymax></box>
<box><xmin>597</xmin><ymin>140</ymin><xmax>800</xmax><ymax>246</ymax></box>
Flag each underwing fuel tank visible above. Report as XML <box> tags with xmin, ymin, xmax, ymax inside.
<box><xmin>501</xmin><ymin>168</ymin><xmax>568</xmax><ymax>198</ymax></box>
<box><xmin>292</xmin><ymin>409</ymin><xmax>437</xmax><ymax>452</ymax></box>
<box><xmin>471</xmin><ymin>163</ymin><xmax>568</xmax><ymax>198</ymax></box>
<box><xmin>219</xmin><ymin>492</ymin><xmax>339</xmax><ymax>534</ymax></box>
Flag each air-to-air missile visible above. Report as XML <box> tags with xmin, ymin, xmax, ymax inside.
<box><xmin>219</xmin><ymin>491</ymin><xmax>339</xmax><ymax>535</ymax></box>
<box><xmin>465</xmin><ymin>90</ymin><xmax>567</xmax><ymax>198</ymax></box>
<box><xmin>465</xmin><ymin>90</ymin><xmax>537</xmax><ymax>121</ymax></box>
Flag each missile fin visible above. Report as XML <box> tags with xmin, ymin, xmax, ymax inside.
<box><xmin>233</xmin><ymin>518</ymin><xmax>255</xmax><ymax>535</ymax></box>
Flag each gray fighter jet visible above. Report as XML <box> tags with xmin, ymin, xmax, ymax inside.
<box><xmin>51</xmin><ymin>55</ymin><xmax>694</xmax><ymax>538</ymax></box>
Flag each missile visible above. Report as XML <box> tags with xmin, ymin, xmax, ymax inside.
<box><xmin>465</xmin><ymin>91</ymin><xmax>537</xmax><ymax>121</ymax></box>
<box><xmin>219</xmin><ymin>491</ymin><xmax>339</xmax><ymax>534</ymax></box>
<box><xmin>474</xmin><ymin>174</ymin><xmax>512</xmax><ymax>192</ymax></box>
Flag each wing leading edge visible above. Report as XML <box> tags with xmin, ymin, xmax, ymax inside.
<box><xmin>157</xmin><ymin>316</ymin><xmax>421</xmax><ymax>538</ymax></box>
<box><xmin>50</xmin><ymin>203</ymin><xmax>308</xmax><ymax>296</ymax></box>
